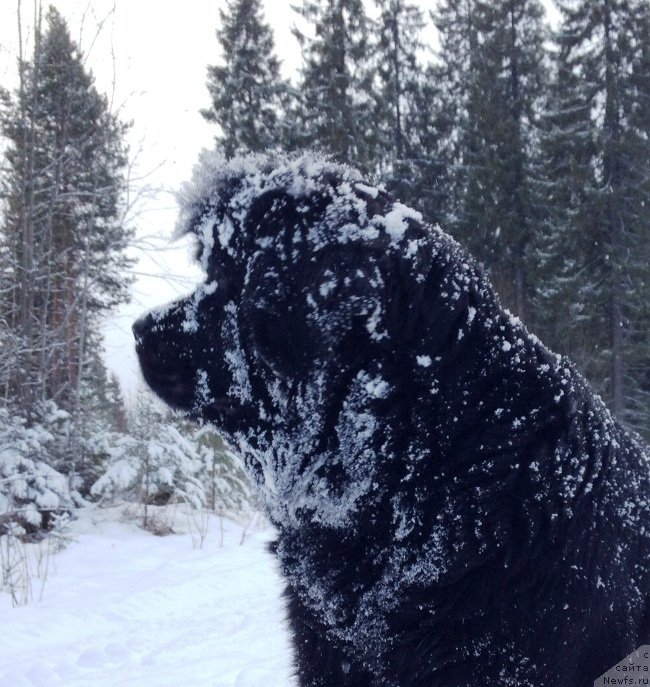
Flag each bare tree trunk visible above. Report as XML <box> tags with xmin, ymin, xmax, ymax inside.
<box><xmin>610</xmin><ymin>292</ymin><xmax>625</xmax><ymax>416</ymax></box>
<box><xmin>37</xmin><ymin>125</ymin><xmax>66</xmax><ymax>403</ymax></box>
<box><xmin>16</xmin><ymin>1</ymin><xmax>38</xmax><ymax>417</ymax></box>
<box><xmin>603</xmin><ymin>0</ymin><xmax>625</xmax><ymax>419</ymax></box>
<box><xmin>389</xmin><ymin>5</ymin><xmax>404</xmax><ymax>162</ymax></box>
<box><xmin>67</xmin><ymin>184</ymin><xmax>96</xmax><ymax>491</ymax></box>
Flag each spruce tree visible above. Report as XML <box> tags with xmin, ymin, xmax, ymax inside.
<box><xmin>292</xmin><ymin>0</ymin><xmax>376</xmax><ymax>170</ymax></box>
<box><xmin>0</xmin><ymin>7</ymin><xmax>133</xmax><ymax>423</ymax></box>
<box><xmin>202</xmin><ymin>0</ymin><xmax>288</xmax><ymax>156</ymax></box>
<box><xmin>401</xmin><ymin>63</ymin><xmax>451</xmax><ymax>227</ymax></box>
<box><xmin>432</xmin><ymin>0</ymin><xmax>481</xmax><ymax>236</ymax></box>
<box><xmin>372</xmin><ymin>0</ymin><xmax>431</xmax><ymax>209</ymax></box>
<box><xmin>434</xmin><ymin>0</ymin><xmax>549</xmax><ymax>320</ymax></box>
<box><xmin>538</xmin><ymin>0</ymin><xmax>650</xmax><ymax>433</ymax></box>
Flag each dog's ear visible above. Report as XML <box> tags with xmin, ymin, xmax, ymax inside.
<box><xmin>241</xmin><ymin>241</ymin><xmax>392</xmax><ymax>380</ymax></box>
<box><xmin>241</xmin><ymin>248</ymin><xmax>313</xmax><ymax>379</ymax></box>
<box><xmin>237</xmin><ymin>190</ymin><xmax>312</xmax><ymax>379</ymax></box>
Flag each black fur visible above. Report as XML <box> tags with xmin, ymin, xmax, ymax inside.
<box><xmin>134</xmin><ymin>153</ymin><xmax>650</xmax><ymax>686</ymax></box>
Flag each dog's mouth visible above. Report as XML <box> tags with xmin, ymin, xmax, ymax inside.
<box><xmin>135</xmin><ymin>351</ymin><xmax>246</xmax><ymax>425</ymax></box>
<box><xmin>136</xmin><ymin>352</ymin><xmax>196</xmax><ymax>411</ymax></box>
<box><xmin>133</xmin><ymin>314</ymin><xmax>249</xmax><ymax>426</ymax></box>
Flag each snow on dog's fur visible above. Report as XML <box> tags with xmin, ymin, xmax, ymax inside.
<box><xmin>134</xmin><ymin>152</ymin><xmax>650</xmax><ymax>686</ymax></box>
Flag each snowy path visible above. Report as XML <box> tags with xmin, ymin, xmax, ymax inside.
<box><xmin>1</xmin><ymin>511</ymin><xmax>295</xmax><ymax>687</ymax></box>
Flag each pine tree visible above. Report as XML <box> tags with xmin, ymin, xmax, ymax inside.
<box><xmin>292</xmin><ymin>0</ymin><xmax>376</xmax><ymax>170</ymax></box>
<box><xmin>201</xmin><ymin>0</ymin><xmax>288</xmax><ymax>156</ymax></box>
<box><xmin>401</xmin><ymin>63</ymin><xmax>451</xmax><ymax>226</ymax></box>
<box><xmin>0</xmin><ymin>6</ymin><xmax>133</xmax><ymax>422</ymax></box>
<box><xmin>432</xmin><ymin>0</ymin><xmax>481</xmax><ymax>235</ymax></box>
<box><xmin>434</xmin><ymin>0</ymin><xmax>549</xmax><ymax>320</ymax></box>
<box><xmin>372</xmin><ymin>0</ymin><xmax>433</xmax><ymax>210</ymax></box>
<box><xmin>538</xmin><ymin>0</ymin><xmax>650</xmax><ymax>433</ymax></box>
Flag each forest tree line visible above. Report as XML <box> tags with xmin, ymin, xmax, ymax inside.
<box><xmin>204</xmin><ymin>0</ymin><xmax>650</xmax><ymax>438</ymax></box>
<box><xmin>0</xmin><ymin>0</ymin><xmax>649</xmax><ymax>540</ymax></box>
<box><xmin>0</xmin><ymin>5</ymin><xmax>250</xmax><ymax>540</ymax></box>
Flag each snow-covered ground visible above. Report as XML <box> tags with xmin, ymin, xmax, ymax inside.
<box><xmin>0</xmin><ymin>508</ymin><xmax>295</xmax><ymax>687</ymax></box>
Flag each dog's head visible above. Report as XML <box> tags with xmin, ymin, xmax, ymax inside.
<box><xmin>137</xmin><ymin>155</ymin><xmax>435</xmax><ymax>416</ymax></box>
<box><xmin>133</xmin><ymin>153</ymin><xmax>496</xmax><ymax>519</ymax></box>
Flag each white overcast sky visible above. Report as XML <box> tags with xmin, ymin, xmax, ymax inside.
<box><xmin>0</xmin><ymin>0</ymin><xmax>558</xmax><ymax>399</ymax></box>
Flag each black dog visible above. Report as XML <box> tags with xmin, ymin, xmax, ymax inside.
<box><xmin>134</xmin><ymin>153</ymin><xmax>650</xmax><ymax>686</ymax></box>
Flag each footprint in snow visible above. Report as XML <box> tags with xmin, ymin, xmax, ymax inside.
<box><xmin>0</xmin><ymin>671</ymin><xmax>33</xmax><ymax>687</ymax></box>
<box><xmin>75</xmin><ymin>642</ymin><xmax>134</xmax><ymax>670</ymax></box>
<box><xmin>76</xmin><ymin>647</ymin><xmax>109</xmax><ymax>669</ymax></box>
<box><xmin>25</xmin><ymin>662</ymin><xmax>58</xmax><ymax>687</ymax></box>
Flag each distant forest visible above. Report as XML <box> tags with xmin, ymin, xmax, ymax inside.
<box><xmin>0</xmin><ymin>0</ymin><xmax>648</xmax><ymax>551</ymax></box>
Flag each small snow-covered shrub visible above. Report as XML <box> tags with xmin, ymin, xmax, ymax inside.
<box><xmin>92</xmin><ymin>390</ymin><xmax>255</xmax><ymax>526</ymax></box>
<box><xmin>0</xmin><ymin>407</ymin><xmax>72</xmax><ymax>536</ymax></box>
<box><xmin>194</xmin><ymin>426</ymin><xmax>254</xmax><ymax>520</ymax></box>
<box><xmin>0</xmin><ymin>406</ymin><xmax>76</xmax><ymax>606</ymax></box>
<box><xmin>89</xmin><ymin>434</ymin><xmax>139</xmax><ymax>503</ymax></box>
<box><xmin>92</xmin><ymin>425</ymin><xmax>204</xmax><ymax>508</ymax></box>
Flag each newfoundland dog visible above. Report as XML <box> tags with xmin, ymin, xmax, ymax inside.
<box><xmin>134</xmin><ymin>152</ymin><xmax>650</xmax><ymax>686</ymax></box>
